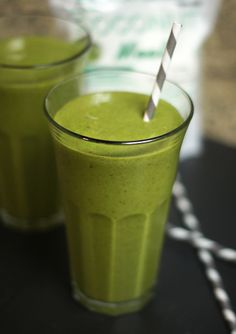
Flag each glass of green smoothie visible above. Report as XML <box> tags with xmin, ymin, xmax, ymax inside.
<box><xmin>0</xmin><ymin>15</ymin><xmax>91</xmax><ymax>230</ymax></box>
<box><xmin>45</xmin><ymin>70</ymin><xmax>193</xmax><ymax>315</ymax></box>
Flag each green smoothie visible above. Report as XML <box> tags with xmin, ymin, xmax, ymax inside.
<box><xmin>51</xmin><ymin>90</ymin><xmax>185</xmax><ymax>315</ymax></box>
<box><xmin>0</xmin><ymin>35</ymin><xmax>90</xmax><ymax>229</ymax></box>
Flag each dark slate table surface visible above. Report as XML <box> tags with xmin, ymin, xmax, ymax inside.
<box><xmin>1</xmin><ymin>138</ymin><xmax>236</xmax><ymax>334</ymax></box>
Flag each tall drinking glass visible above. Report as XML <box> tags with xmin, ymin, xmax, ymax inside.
<box><xmin>45</xmin><ymin>70</ymin><xmax>193</xmax><ymax>315</ymax></box>
<box><xmin>0</xmin><ymin>16</ymin><xmax>91</xmax><ymax>230</ymax></box>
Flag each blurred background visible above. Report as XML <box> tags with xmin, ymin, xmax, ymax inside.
<box><xmin>0</xmin><ymin>0</ymin><xmax>234</xmax><ymax>158</ymax></box>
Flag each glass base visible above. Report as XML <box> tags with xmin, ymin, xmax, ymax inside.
<box><xmin>0</xmin><ymin>209</ymin><xmax>64</xmax><ymax>231</ymax></box>
<box><xmin>73</xmin><ymin>284</ymin><xmax>153</xmax><ymax>316</ymax></box>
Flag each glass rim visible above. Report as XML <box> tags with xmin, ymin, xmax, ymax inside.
<box><xmin>0</xmin><ymin>15</ymin><xmax>92</xmax><ymax>70</ymax></box>
<box><xmin>45</xmin><ymin>69</ymin><xmax>194</xmax><ymax>146</ymax></box>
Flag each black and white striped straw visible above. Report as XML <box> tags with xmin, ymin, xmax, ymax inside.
<box><xmin>143</xmin><ymin>22</ymin><xmax>182</xmax><ymax>122</ymax></box>
<box><xmin>167</xmin><ymin>176</ymin><xmax>236</xmax><ymax>334</ymax></box>
<box><xmin>167</xmin><ymin>224</ymin><xmax>236</xmax><ymax>263</ymax></box>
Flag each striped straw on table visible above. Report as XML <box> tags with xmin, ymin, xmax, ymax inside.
<box><xmin>167</xmin><ymin>176</ymin><xmax>236</xmax><ymax>334</ymax></box>
<box><xmin>167</xmin><ymin>224</ymin><xmax>236</xmax><ymax>263</ymax></box>
<box><xmin>143</xmin><ymin>22</ymin><xmax>182</xmax><ymax>122</ymax></box>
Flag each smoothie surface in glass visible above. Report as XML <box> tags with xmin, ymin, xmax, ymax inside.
<box><xmin>0</xmin><ymin>35</ymin><xmax>87</xmax><ymax>225</ymax></box>
<box><xmin>54</xmin><ymin>92</ymin><xmax>182</xmax><ymax>141</ymax></box>
<box><xmin>0</xmin><ymin>36</ymin><xmax>85</xmax><ymax>66</ymax></box>
<box><xmin>52</xmin><ymin>91</ymin><xmax>184</xmax><ymax>314</ymax></box>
